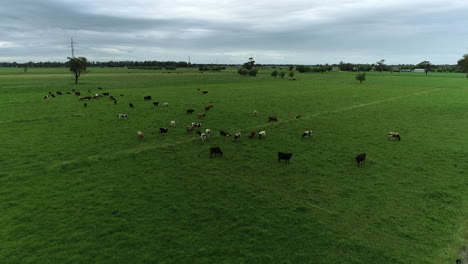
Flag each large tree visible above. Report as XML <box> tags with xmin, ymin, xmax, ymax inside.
<box><xmin>417</xmin><ymin>60</ymin><xmax>432</xmax><ymax>76</ymax></box>
<box><xmin>375</xmin><ymin>59</ymin><xmax>386</xmax><ymax>73</ymax></box>
<box><xmin>457</xmin><ymin>54</ymin><xmax>468</xmax><ymax>77</ymax></box>
<box><xmin>68</xmin><ymin>57</ymin><xmax>88</xmax><ymax>84</ymax></box>
<box><xmin>243</xmin><ymin>57</ymin><xmax>255</xmax><ymax>70</ymax></box>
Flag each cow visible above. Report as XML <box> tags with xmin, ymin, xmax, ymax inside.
<box><xmin>186</xmin><ymin>126</ymin><xmax>194</xmax><ymax>133</ymax></box>
<box><xmin>233</xmin><ymin>132</ymin><xmax>241</xmax><ymax>142</ymax></box>
<box><xmin>293</xmin><ymin>115</ymin><xmax>301</xmax><ymax>119</ymax></box>
<box><xmin>84</xmin><ymin>103</ymin><xmax>87</xmax><ymax>108</ymax></box>
<box><xmin>249</xmin><ymin>130</ymin><xmax>256</xmax><ymax>139</ymax></box>
<box><xmin>387</xmin><ymin>132</ymin><xmax>401</xmax><ymax>141</ymax></box>
<box><xmin>205</xmin><ymin>104</ymin><xmax>214</xmax><ymax>111</ymax></box>
<box><xmin>103</xmin><ymin>92</ymin><xmax>110</xmax><ymax>96</ymax></box>
<box><xmin>160</xmin><ymin>128</ymin><xmax>168</xmax><ymax>134</ymax></box>
<box><xmin>137</xmin><ymin>131</ymin><xmax>145</xmax><ymax>139</ymax></box>
<box><xmin>109</xmin><ymin>96</ymin><xmax>115</xmax><ymax>100</ymax></box>
<box><xmin>56</xmin><ymin>91</ymin><xmax>62</xmax><ymax>95</ymax></box>
<box><xmin>98</xmin><ymin>87</ymin><xmax>103</xmax><ymax>90</ymax></box>
<box><xmin>278</xmin><ymin>152</ymin><xmax>293</xmax><ymax>164</ymax></box>
<box><xmin>202</xmin><ymin>91</ymin><xmax>208</xmax><ymax>94</ymax></box>
<box><xmin>219</xmin><ymin>130</ymin><xmax>231</xmax><ymax>137</ymax></box>
<box><xmin>205</xmin><ymin>129</ymin><xmax>211</xmax><ymax>136</ymax></box>
<box><xmin>50</xmin><ymin>94</ymin><xmax>55</xmax><ymax>98</ymax></box>
<box><xmin>268</xmin><ymin>116</ymin><xmax>278</xmax><ymax>122</ymax></box>
<box><xmin>170</xmin><ymin>121</ymin><xmax>177</xmax><ymax>127</ymax></box>
<box><xmin>153</xmin><ymin>102</ymin><xmax>160</xmax><ymax>106</ymax></box>
<box><xmin>88</xmin><ymin>90</ymin><xmax>91</xmax><ymax>93</ymax></box>
<box><xmin>191</xmin><ymin>123</ymin><xmax>202</xmax><ymax>128</ymax></box>
<box><xmin>355</xmin><ymin>153</ymin><xmax>366</xmax><ymax>167</ymax></box>
<box><xmin>253</xmin><ymin>110</ymin><xmax>258</xmax><ymax>116</ymax></box>
<box><xmin>197</xmin><ymin>113</ymin><xmax>206</xmax><ymax>118</ymax></box>
<box><xmin>144</xmin><ymin>95</ymin><xmax>152</xmax><ymax>101</ymax></box>
<box><xmin>114</xmin><ymin>100</ymin><xmax>118</xmax><ymax>105</ymax></box>
<box><xmin>74</xmin><ymin>91</ymin><xmax>80</xmax><ymax>96</ymax></box>
<box><xmin>210</xmin><ymin>147</ymin><xmax>223</xmax><ymax>157</ymax></box>
<box><xmin>43</xmin><ymin>95</ymin><xmax>48</xmax><ymax>100</ymax></box>
<box><xmin>258</xmin><ymin>131</ymin><xmax>266</xmax><ymax>139</ymax></box>
<box><xmin>119</xmin><ymin>114</ymin><xmax>128</xmax><ymax>119</ymax></box>
<box><xmin>129</xmin><ymin>103</ymin><xmax>134</xmax><ymax>109</ymax></box>
<box><xmin>302</xmin><ymin>130</ymin><xmax>313</xmax><ymax>139</ymax></box>
<box><xmin>186</xmin><ymin>109</ymin><xmax>195</xmax><ymax>114</ymax></box>
<box><xmin>66</xmin><ymin>92</ymin><xmax>71</xmax><ymax>94</ymax></box>
<box><xmin>196</xmin><ymin>131</ymin><xmax>207</xmax><ymax>141</ymax></box>
<box><xmin>162</xmin><ymin>102</ymin><xmax>168</xmax><ymax>106</ymax></box>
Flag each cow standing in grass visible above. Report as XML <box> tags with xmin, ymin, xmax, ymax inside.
<box><xmin>355</xmin><ymin>153</ymin><xmax>366</xmax><ymax>167</ymax></box>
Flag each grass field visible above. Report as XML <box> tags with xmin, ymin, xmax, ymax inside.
<box><xmin>1</xmin><ymin>67</ymin><xmax>467</xmax><ymax>263</ymax></box>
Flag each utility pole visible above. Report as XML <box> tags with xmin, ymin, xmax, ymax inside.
<box><xmin>70</xmin><ymin>38</ymin><xmax>75</xmax><ymax>58</ymax></box>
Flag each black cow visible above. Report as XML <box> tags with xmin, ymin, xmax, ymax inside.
<box><xmin>202</xmin><ymin>91</ymin><xmax>208</xmax><ymax>94</ymax></box>
<box><xmin>153</xmin><ymin>102</ymin><xmax>160</xmax><ymax>106</ymax></box>
<box><xmin>84</xmin><ymin>103</ymin><xmax>87</xmax><ymax>108</ymax></box>
<box><xmin>103</xmin><ymin>92</ymin><xmax>110</xmax><ymax>96</ymax></box>
<box><xmin>278</xmin><ymin>152</ymin><xmax>293</xmax><ymax>164</ymax></box>
<box><xmin>268</xmin><ymin>116</ymin><xmax>278</xmax><ymax>122</ymax></box>
<box><xmin>186</xmin><ymin>109</ymin><xmax>195</xmax><ymax>114</ymax></box>
<box><xmin>160</xmin><ymin>128</ymin><xmax>169</xmax><ymax>134</ymax></box>
<box><xmin>114</xmin><ymin>100</ymin><xmax>118</xmax><ymax>105</ymax></box>
<box><xmin>98</xmin><ymin>87</ymin><xmax>103</xmax><ymax>90</ymax></box>
<box><xmin>144</xmin><ymin>96</ymin><xmax>152</xmax><ymax>100</ymax></box>
<box><xmin>56</xmin><ymin>91</ymin><xmax>62</xmax><ymax>95</ymax></box>
<box><xmin>219</xmin><ymin>130</ymin><xmax>231</xmax><ymax>137</ymax></box>
<box><xmin>129</xmin><ymin>103</ymin><xmax>134</xmax><ymax>108</ymax></box>
<box><xmin>210</xmin><ymin>147</ymin><xmax>223</xmax><ymax>158</ymax></box>
<box><xmin>50</xmin><ymin>94</ymin><xmax>55</xmax><ymax>98</ymax></box>
<box><xmin>355</xmin><ymin>153</ymin><xmax>366</xmax><ymax>167</ymax></box>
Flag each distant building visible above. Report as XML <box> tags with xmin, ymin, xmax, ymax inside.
<box><xmin>413</xmin><ymin>69</ymin><xmax>425</xmax><ymax>73</ymax></box>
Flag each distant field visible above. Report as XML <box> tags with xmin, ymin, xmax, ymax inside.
<box><xmin>1</xmin><ymin>67</ymin><xmax>467</xmax><ymax>263</ymax></box>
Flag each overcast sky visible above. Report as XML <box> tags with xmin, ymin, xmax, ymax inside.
<box><xmin>1</xmin><ymin>0</ymin><xmax>467</xmax><ymax>64</ymax></box>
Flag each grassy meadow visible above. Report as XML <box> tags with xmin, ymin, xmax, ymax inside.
<box><xmin>0</xmin><ymin>67</ymin><xmax>467</xmax><ymax>263</ymax></box>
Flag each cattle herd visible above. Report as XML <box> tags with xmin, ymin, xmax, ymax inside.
<box><xmin>44</xmin><ymin>87</ymin><xmax>402</xmax><ymax>166</ymax></box>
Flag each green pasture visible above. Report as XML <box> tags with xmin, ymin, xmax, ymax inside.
<box><xmin>0</xmin><ymin>68</ymin><xmax>467</xmax><ymax>263</ymax></box>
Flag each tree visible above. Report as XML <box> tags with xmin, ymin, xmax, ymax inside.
<box><xmin>243</xmin><ymin>57</ymin><xmax>255</xmax><ymax>70</ymax></box>
<box><xmin>417</xmin><ymin>61</ymin><xmax>432</xmax><ymax>76</ymax></box>
<box><xmin>279</xmin><ymin>71</ymin><xmax>286</xmax><ymax>79</ymax></box>
<box><xmin>375</xmin><ymin>59</ymin><xmax>386</xmax><ymax>73</ymax></box>
<box><xmin>355</xmin><ymin>73</ymin><xmax>366</xmax><ymax>83</ymax></box>
<box><xmin>68</xmin><ymin>57</ymin><xmax>88</xmax><ymax>84</ymax></box>
<box><xmin>457</xmin><ymin>54</ymin><xmax>468</xmax><ymax>77</ymax></box>
<box><xmin>248</xmin><ymin>69</ymin><xmax>258</xmax><ymax>77</ymax></box>
<box><xmin>288</xmin><ymin>65</ymin><xmax>295</xmax><ymax>71</ymax></box>
<box><xmin>271</xmin><ymin>70</ymin><xmax>278</xmax><ymax>78</ymax></box>
<box><xmin>289</xmin><ymin>71</ymin><xmax>295</xmax><ymax>79</ymax></box>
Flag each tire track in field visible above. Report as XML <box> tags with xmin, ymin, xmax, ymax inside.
<box><xmin>0</xmin><ymin>113</ymin><xmax>85</xmax><ymax>124</ymax></box>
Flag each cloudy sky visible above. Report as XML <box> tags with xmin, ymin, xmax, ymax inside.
<box><xmin>1</xmin><ymin>0</ymin><xmax>467</xmax><ymax>64</ymax></box>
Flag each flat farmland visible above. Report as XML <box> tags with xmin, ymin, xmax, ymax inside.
<box><xmin>0</xmin><ymin>68</ymin><xmax>467</xmax><ymax>263</ymax></box>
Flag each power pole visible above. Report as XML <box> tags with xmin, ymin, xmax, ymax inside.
<box><xmin>70</xmin><ymin>38</ymin><xmax>75</xmax><ymax>58</ymax></box>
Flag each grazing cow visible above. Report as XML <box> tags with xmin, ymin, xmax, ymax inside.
<box><xmin>293</xmin><ymin>115</ymin><xmax>301</xmax><ymax>119</ymax></box>
<box><xmin>170</xmin><ymin>121</ymin><xmax>177</xmax><ymax>127</ymax></box>
<box><xmin>186</xmin><ymin>126</ymin><xmax>194</xmax><ymax>133</ymax></box>
<box><xmin>205</xmin><ymin>104</ymin><xmax>214</xmax><ymax>111</ymax></box>
<box><xmin>205</xmin><ymin>129</ymin><xmax>211</xmax><ymax>135</ymax></box>
<box><xmin>249</xmin><ymin>130</ymin><xmax>256</xmax><ymax>139</ymax></box>
<box><xmin>66</xmin><ymin>92</ymin><xmax>71</xmax><ymax>94</ymax></box>
<box><xmin>109</xmin><ymin>96</ymin><xmax>115</xmax><ymax>100</ymax></box>
<box><xmin>202</xmin><ymin>91</ymin><xmax>208</xmax><ymax>94</ymax></box>
<box><xmin>103</xmin><ymin>92</ymin><xmax>110</xmax><ymax>96</ymax></box>
<box><xmin>144</xmin><ymin>95</ymin><xmax>152</xmax><ymax>101</ymax></box>
<box><xmin>210</xmin><ymin>147</ymin><xmax>223</xmax><ymax>157</ymax></box>
<box><xmin>197</xmin><ymin>113</ymin><xmax>206</xmax><ymax>118</ymax></box>
<box><xmin>355</xmin><ymin>153</ymin><xmax>366</xmax><ymax>167</ymax></box>
<box><xmin>278</xmin><ymin>152</ymin><xmax>293</xmax><ymax>164</ymax></box>
<box><xmin>160</xmin><ymin>128</ymin><xmax>168</xmax><ymax>134</ymax></box>
<box><xmin>219</xmin><ymin>130</ymin><xmax>231</xmax><ymax>137</ymax></box>
<box><xmin>119</xmin><ymin>114</ymin><xmax>128</xmax><ymax>119</ymax></box>
<box><xmin>233</xmin><ymin>132</ymin><xmax>241</xmax><ymax>142</ymax></box>
<box><xmin>153</xmin><ymin>102</ymin><xmax>160</xmax><ymax>106</ymax></box>
<box><xmin>74</xmin><ymin>91</ymin><xmax>80</xmax><ymax>96</ymax></box>
<box><xmin>253</xmin><ymin>110</ymin><xmax>258</xmax><ymax>116</ymax></box>
<box><xmin>268</xmin><ymin>116</ymin><xmax>278</xmax><ymax>122</ymax></box>
<box><xmin>258</xmin><ymin>131</ymin><xmax>266</xmax><ymax>139</ymax></box>
<box><xmin>191</xmin><ymin>123</ymin><xmax>202</xmax><ymax>128</ymax></box>
<box><xmin>98</xmin><ymin>87</ymin><xmax>103</xmax><ymax>90</ymax></box>
<box><xmin>186</xmin><ymin>109</ymin><xmax>195</xmax><ymax>114</ymax></box>
<box><xmin>56</xmin><ymin>91</ymin><xmax>62</xmax><ymax>95</ymax></box>
<box><xmin>302</xmin><ymin>130</ymin><xmax>313</xmax><ymax>139</ymax></box>
<box><xmin>196</xmin><ymin>131</ymin><xmax>207</xmax><ymax>141</ymax></box>
<box><xmin>43</xmin><ymin>95</ymin><xmax>48</xmax><ymax>99</ymax></box>
<box><xmin>137</xmin><ymin>131</ymin><xmax>145</xmax><ymax>139</ymax></box>
<box><xmin>114</xmin><ymin>100</ymin><xmax>118</xmax><ymax>105</ymax></box>
<box><xmin>120</xmin><ymin>94</ymin><xmax>124</xmax><ymax>96</ymax></box>
<box><xmin>162</xmin><ymin>102</ymin><xmax>169</xmax><ymax>106</ymax></box>
<box><xmin>84</xmin><ymin>103</ymin><xmax>87</xmax><ymax>108</ymax></box>
<box><xmin>129</xmin><ymin>103</ymin><xmax>134</xmax><ymax>109</ymax></box>
<box><xmin>387</xmin><ymin>132</ymin><xmax>401</xmax><ymax>141</ymax></box>
<box><xmin>50</xmin><ymin>94</ymin><xmax>55</xmax><ymax>98</ymax></box>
